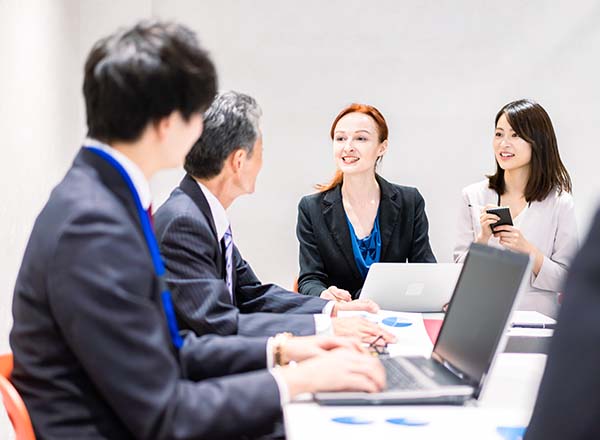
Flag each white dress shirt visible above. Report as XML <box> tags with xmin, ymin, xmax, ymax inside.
<box><xmin>454</xmin><ymin>179</ymin><xmax>579</xmax><ymax>318</ymax></box>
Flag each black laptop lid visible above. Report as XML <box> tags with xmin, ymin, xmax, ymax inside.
<box><xmin>432</xmin><ymin>243</ymin><xmax>530</xmax><ymax>391</ymax></box>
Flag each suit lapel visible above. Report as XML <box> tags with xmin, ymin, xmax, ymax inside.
<box><xmin>78</xmin><ymin>148</ymin><xmax>161</xmax><ymax>307</ymax></box>
<box><xmin>322</xmin><ymin>186</ymin><xmax>363</xmax><ymax>282</ymax></box>
<box><xmin>377</xmin><ymin>175</ymin><xmax>401</xmax><ymax>260</ymax></box>
<box><xmin>180</xmin><ymin>173</ymin><xmax>232</xmax><ymax>302</ymax></box>
<box><xmin>79</xmin><ymin>149</ymin><xmax>142</xmax><ymax>233</ymax></box>
<box><xmin>179</xmin><ymin>174</ymin><xmax>220</xmax><ymax>243</ymax></box>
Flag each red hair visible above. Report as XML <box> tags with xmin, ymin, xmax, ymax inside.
<box><xmin>316</xmin><ymin>103</ymin><xmax>389</xmax><ymax>192</ymax></box>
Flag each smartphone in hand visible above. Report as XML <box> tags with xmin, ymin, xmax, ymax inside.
<box><xmin>486</xmin><ymin>206</ymin><xmax>513</xmax><ymax>233</ymax></box>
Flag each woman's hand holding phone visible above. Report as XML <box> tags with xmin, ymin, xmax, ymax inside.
<box><xmin>492</xmin><ymin>225</ymin><xmax>531</xmax><ymax>253</ymax></box>
<box><xmin>476</xmin><ymin>204</ymin><xmax>501</xmax><ymax>244</ymax></box>
<box><xmin>481</xmin><ymin>205</ymin><xmax>526</xmax><ymax>252</ymax></box>
<box><xmin>472</xmin><ymin>202</ymin><xmax>543</xmax><ymax>275</ymax></box>
<box><xmin>492</xmin><ymin>225</ymin><xmax>544</xmax><ymax>276</ymax></box>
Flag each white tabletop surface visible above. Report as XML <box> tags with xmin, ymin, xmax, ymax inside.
<box><xmin>284</xmin><ymin>353</ymin><xmax>546</xmax><ymax>440</ymax></box>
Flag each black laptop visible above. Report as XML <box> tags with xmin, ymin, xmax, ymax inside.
<box><xmin>316</xmin><ymin>243</ymin><xmax>532</xmax><ymax>405</ymax></box>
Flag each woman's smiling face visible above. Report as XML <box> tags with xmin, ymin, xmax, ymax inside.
<box><xmin>332</xmin><ymin>112</ymin><xmax>387</xmax><ymax>176</ymax></box>
<box><xmin>493</xmin><ymin>113</ymin><xmax>532</xmax><ymax>172</ymax></box>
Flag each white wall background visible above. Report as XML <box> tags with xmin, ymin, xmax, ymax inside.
<box><xmin>0</xmin><ymin>0</ymin><xmax>81</xmax><ymax>435</ymax></box>
<box><xmin>150</xmin><ymin>0</ymin><xmax>600</xmax><ymax>288</ymax></box>
<box><xmin>0</xmin><ymin>3</ymin><xmax>599</xmax><ymax>432</ymax></box>
<box><xmin>0</xmin><ymin>0</ymin><xmax>81</xmax><ymax>354</ymax></box>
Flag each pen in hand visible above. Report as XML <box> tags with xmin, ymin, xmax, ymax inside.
<box><xmin>468</xmin><ymin>203</ymin><xmax>489</xmax><ymax>210</ymax></box>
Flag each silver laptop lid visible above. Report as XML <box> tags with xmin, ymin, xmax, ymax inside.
<box><xmin>432</xmin><ymin>243</ymin><xmax>532</xmax><ymax>397</ymax></box>
<box><xmin>360</xmin><ymin>263</ymin><xmax>462</xmax><ymax>312</ymax></box>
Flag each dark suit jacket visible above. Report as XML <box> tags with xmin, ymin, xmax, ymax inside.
<box><xmin>10</xmin><ymin>149</ymin><xmax>282</xmax><ymax>440</ymax></box>
<box><xmin>525</xmin><ymin>208</ymin><xmax>600</xmax><ymax>440</ymax></box>
<box><xmin>297</xmin><ymin>175</ymin><xmax>436</xmax><ymax>299</ymax></box>
<box><xmin>154</xmin><ymin>173</ymin><xmax>329</xmax><ymax>337</ymax></box>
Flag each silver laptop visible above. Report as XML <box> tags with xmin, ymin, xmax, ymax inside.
<box><xmin>360</xmin><ymin>263</ymin><xmax>462</xmax><ymax>312</ymax></box>
<box><xmin>315</xmin><ymin>243</ymin><xmax>532</xmax><ymax>405</ymax></box>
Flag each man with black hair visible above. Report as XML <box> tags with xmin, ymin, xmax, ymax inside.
<box><xmin>10</xmin><ymin>21</ymin><xmax>385</xmax><ymax>439</ymax></box>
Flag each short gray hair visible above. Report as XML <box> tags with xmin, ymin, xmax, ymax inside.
<box><xmin>184</xmin><ymin>90</ymin><xmax>262</xmax><ymax>179</ymax></box>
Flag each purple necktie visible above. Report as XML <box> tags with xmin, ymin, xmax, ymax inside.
<box><xmin>223</xmin><ymin>226</ymin><xmax>233</xmax><ymax>300</ymax></box>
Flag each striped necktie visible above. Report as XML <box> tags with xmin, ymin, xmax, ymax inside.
<box><xmin>223</xmin><ymin>225</ymin><xmax>233</xmax><ymax>300</ymax></box>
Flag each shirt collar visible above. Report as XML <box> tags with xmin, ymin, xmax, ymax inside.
<box><xmin>84</xmin><ymin>137</ymin><xmax>152</xmax><ymax>210</ymax></box>
<box><xmin>195</xmin><ymin>180</ymin><xmax>230</xmax><ymax>241</ymax></box>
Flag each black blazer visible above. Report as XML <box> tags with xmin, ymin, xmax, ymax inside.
<box><xmin>297</xmin><ymin>175</ymin><xmax>436</xmax><ymax>299</ymax></box>
<box><xmin>10</xmin><ymin>149</ymin><xmax>282</xmax><ymax>440</ymax></box>
<box><xmin>154</xmin><ymin>173</ymin><xmax>328</xmax><ymax>337</ymax></box>
<box><xmin>525</xmin><ymin>208</ymin><xmax>600</xmax><ymax>440</ymax></box>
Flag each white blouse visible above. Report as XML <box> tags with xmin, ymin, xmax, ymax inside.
<box><xmin>453</xmin><ymin>180</ymin><xmax>579</xmax><ymax>317</ymax></box>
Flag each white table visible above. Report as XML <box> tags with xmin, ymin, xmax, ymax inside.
<box><xmin>284</xmin><ymin>353</ymin><xmax>546</xmax><ymax>439</ymax></box>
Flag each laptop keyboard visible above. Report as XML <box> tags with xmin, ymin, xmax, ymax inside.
<box><xmin>381</xmin><ymin>357</ymin><xmax>427</xmax><ymax>390</ymax></box>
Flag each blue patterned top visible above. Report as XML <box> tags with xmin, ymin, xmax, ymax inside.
<box><xmin>346</xmin><ymin>211</ymin><xmax>382</xmax><ymax>279</ymax></box>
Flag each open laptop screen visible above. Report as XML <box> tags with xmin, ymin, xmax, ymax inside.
<box><xmin>433</xmin><ymin>244</ymin><xmax>530</xmax><ymax>389</ymax></box>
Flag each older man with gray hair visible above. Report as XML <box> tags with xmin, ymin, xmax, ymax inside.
<box><xmin>154</xmin><ymin>91</ymin><xmax>396</xmax><ymax>343</ymax></box>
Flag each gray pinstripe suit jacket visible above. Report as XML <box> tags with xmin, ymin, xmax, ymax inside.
<box><xmin>154</xmin><ymin>174</ymin><xmax>329</xmax><ymax>337</ymax></box>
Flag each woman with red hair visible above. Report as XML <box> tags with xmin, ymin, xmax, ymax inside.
<box><xmin>296</xmin><ymin>104</ymin><xmax>436</xmax><ymax>301</ymax></box>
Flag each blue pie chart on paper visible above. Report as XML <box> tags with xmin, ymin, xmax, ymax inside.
<box><xmin>331</xmin><ymin>416</ymin><xmax>374</xmax><ymax>425</ymax></box>
<box><xmin>382</xmin><ymin>317</ymin><xmax>413</xmax><ymax>328</ymax></box>
<box><xmin>496</xmin><ymin>426</ymin><xmax>526</xmax><ymax>440</ymax></box>
<box><xmin>386</xmin><ymin>417</ymin><xmax>429</xmax><ymax>427</ymax></box>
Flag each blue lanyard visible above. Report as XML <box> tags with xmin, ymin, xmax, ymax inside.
<box><xmin>85</xmin><ymin>147</ymin><xmax>183</xmax><ymax>350</ymax></box>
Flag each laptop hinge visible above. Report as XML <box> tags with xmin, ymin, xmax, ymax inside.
<box><xmin>431</xmin><ymin>352</ymin><xmax>466</xmax><ymax>381</ymax></box>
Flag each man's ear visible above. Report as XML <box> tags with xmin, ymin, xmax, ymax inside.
<box><xmin>153</xmin><ymin>113</ymin><xmax>174</xmax><ymax>141</ymax></box>
<box><xmin>228</xmin><ymin>148</ymin><xmax>247</xmax><ymax>173</ymax></box>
